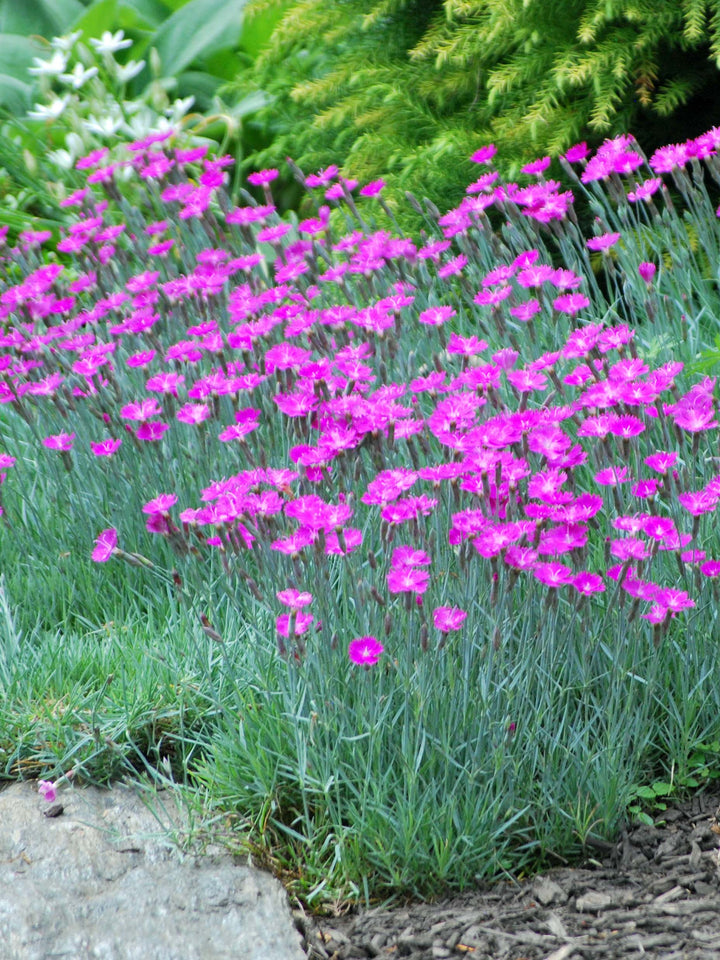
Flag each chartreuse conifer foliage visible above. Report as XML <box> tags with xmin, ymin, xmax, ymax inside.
<box><xmin>239</xmin><ymin>0</ymin><xmax>720</xmax><ymax>217</ymax></box>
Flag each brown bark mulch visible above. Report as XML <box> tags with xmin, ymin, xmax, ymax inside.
<box><xmin>294</xmin><ymin>791</ymin><xmax>720</xmax><ymax>960</ymax></box>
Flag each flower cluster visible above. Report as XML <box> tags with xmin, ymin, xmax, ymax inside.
<box><xmin>3</xmin><ymin>107</ymin><xmax>720</xmax><ymax>669</ymax></box>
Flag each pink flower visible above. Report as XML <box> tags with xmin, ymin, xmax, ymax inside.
<box><xmin>387</xmin><ymin>565</ymin><xmax>430</xmax><ymax>595</ymax></box>
<box><xmin>136</xmin><ymin>421</ymin><xmax>169</xmax><ymax>441</ymax></box>
<box><xmin>177</xmin><ymin>403</ymin><xmax>211</xmax><ymax>425</ymax></box>
<box><xmin>348</xmin><ymin>636</ymin><xmax>384</xmax><ymax>665</ymax></box>
<box><xmin>532</xmin><ymin>561</ymin><xmax>574</xmax><ymax>588</ymax></box>
<box><xmin>564</xmin><ymin>142</ymin><xmax>589</xmax><ymax>163</ymax></box>
<box><xmin>38</xmin><ymin>780</ymin><xmax>57</xmax><ymax>803</ymax></box>
<box><xmin>391</xmin><ymin>545</ymin><xmax>431</xmax><ymax>567</ymax></box>
<box><xmin>276</xmin><ymin>612</ymin><xmax>314</xmax><ymax>638</ymax></box>
<box><xmin>553</xmin><ymin>292</ymin><xmax>590</xmax><ymax>315</ymax></box>
<box><xmin>573</xmin><ymin>571</ymin><xmax>605</xmax><ymax>595</ymax></box>
<box><xmin>142</xmin><ymin>493</ymin><xmax>178</xmax><ymax>514</ymax></box>
<box><xmin>638</xmin><ymin>262</ymin><xmax>657</xmax><ymax>284</ymax></box>
<box><xmin>92</xmin><ymin>527</ymin><xmax>118</xmax><ymax>563</ymax></box>
<box><xmin>276</xmin><ymin>588</ymin><xmax>313</xmax><ymax>609</ymax></box>
<box><xmin>419</xmin><ymin>305</ymin><xmax>456</xmax><ymax>326</ymax></box>
<box><xmin>504</xmin><ymin>545</ymin><xmax>538</xmax><ymax>570</ymax></box>
<box><xmin>627</xmin><ymin>178</ymin><xmax>662</xmax><ymax>202</ymax></box>
<box><xmin>247</xmin><ymin>168</ymin><xmax>278</xmax><ymax>186</ymax></box>
<box><xmin>91</xmin><ymin>438</ymin><xmax>122</xmax><ymax>457</ymax></box>
<box><xmin>470</xmin><ymin>145</ymin><xmax>497</xmax><ymax>164</ymax></box>
<box><xmin>595</xmin><ymin>466</ymin><xmax>632</xmax><ymax>486</ymax></box>
<box><xmin>43</xmin><ymin>432</ymin><xmax>75</xmax><ymax>451</ymax></box>
<box><xmin>360</xmin><ymin>179</ymin><xmax>386</xmax><ymax>197</ymax></box>
<box><xmin>677</xmin><ymin>490</ymin><xmax>718</xmax><ymax>516</ymax></box>
<box><xmin>121</xmin><ymin>398</ymin><xmax>162</xmax><ymax>421</ymax></box>
<box><xmin>433</xmin><ymin>606</ymin><xmax>467</xmax><ymax>632</ymax></box>
<box><xmin>644</xmin><ymin>451</ymin><xmax>678</xmax><ymax>474</ymax></box>
<box><xmin>586</xmin><ymin>232</ymin><xmax>621</xmax><ymax>251</ymax></box>
<box><xmin>522</xmin><ymin>156</ymin><xmax>551</xmax><ymax>175</ymax></box>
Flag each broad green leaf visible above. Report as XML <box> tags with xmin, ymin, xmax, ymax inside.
<box><xmin>175</xmin><ymin>70</ymin><xmax>222</xmax><ymax>109</ymax></box>
<box><xmin>0</xmin><ymin>0</ymin><xmax>84</xmax><ymax>37</ymax></box>
<box><xmin>70</xmin><ymin>0</ymin><xmax>173</xmax><ymax>37</ymax></box>
<box><xmin>0</xmin><ymin>35</ymin><xmax>44</xmax><ymax>114</ymax></box>
<box><xmin>634</xmin><ymin>785</ymin><xmax>657</xmax><ymax>800</ymax></box>
<box><xmin>650</xmin><ymin>781</ymin><xmax>673</xmax><ymax>796</ymax></box>
<box><xmin>149</xmin><ymin>0</ymin><xmax>247</xmax><ymax>77</ymax></box>
<box><xmin>200</xmin><ymin>49</ymin><xmax>251</xmax><ymax>82</ymax></box>
<box><xmin>0</xmin><ymin>74</ymin><xmax>32</xmax><ymax>114</ymax></box>
<box><xmin>0</xmin><ymin>35</ymin><xmax>45</xmax><ymax>78</ymax></box>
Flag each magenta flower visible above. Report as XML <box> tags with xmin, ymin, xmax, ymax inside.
<box><xmin>360</xmin><ymin>179</ymin><xmax>386</xmax><ymax>197</ymax></box>
<box><xmin>638</xmin><ymin>261</ymin><xmax>657</xmax><ymax>283</ymax></box>
<box><xmin>276</xmin><ymin>612</ymin><xmax>314</xmax><ymax>638</ymax></box>
<box><xmin>564</xmin><ymin>142</ymin><xmax>589</xmax><ymax>162</ymax></box>
<box><xmin>532</xmin><ymin>561</ymin><xmax>574</xmax><ymax>588</ymax></box>
<box><xmin>595</xmin><ymin>466</ymin><xmax>632</xmax><ymax>486</ymax></box>
<box><xmin>470</xmin><ymin>145</ymin><xmax>497</xmax><ymax>164</ymax></box>
<box><xmin>433</xmin><ymin>606</ymin><xmax>467</xmax><ymax>632</ymax></box>
<box><xmin>586</xmin><ymin>232</ymin><xmax>621</xmax><ymax>251</ymax></box>
<box><xmin>553</xmin><ymin>292</ymin><xmax>590</xmax><ymax>315</ymax></box>
<box><xmin>387</xmin><ymin>565</ymin><xmax>430</xmax><ymax>595</ymax></box>
<box><xmin>644</xmin><ymin>451</ymin><xmax>678</xmax><ymax>474</ymax></box>
<box><xmin>136</xmin><ymin>421</ymin><xmax>170</xmax><ymax>441</ymax></box>
<box><xmin>92</xmin><ymin>527</ymin><xmax>118</xmax><ymax>563</ymax></box>
<box><xmin>348</xmin><ymin>636</ymin><xmax>384</xmax><ymax>665</ymax></box>
<box><xmin>247</xmin><ymin>168</ymin><xmax>278</xmax><ymax>186</ymax></box>
<box><xmin>90</xmin><ymin>438</ymin><xmax>122</xmax><ymax>457</ymax></box>
<box><xmin>642</xmin><ymin>604</ymin><xmax>670</xmax><ymax>624</ymax></box>
<box><xmin>607</xmin><ymin>415</ymin><xmax>646</xmax><ymax>438</ymax></box>
<box><xmin>38</xmin><ymin>780</ymin><xmax>57</xmax><ymax>803</ymax></box>
<box><xmin>391</xmin><ymin>546</ymin><xmax>431</xmax><ymax>567</ymax></box>
<box><xmin>678</xmin><ymin>490</ymin><xmax>718</xmax><ymax>516</ymax></box>
<box><xmin>701</xmin><ymin>560</ymin><xmax>720</xmax><ymax>577</ymax></box>
<box><xmin>628</xmin><ymin>178</ymin><xmax>663</xmax><ymax>202</ymax></box>
<box><xmin>573</xmin><ymin>571</ymin><xmax>605</xmax><ymax>595</ymax></box>
<box><xmin>177</xmin><ymin>403</ymin><xmax>211</xmax><ymax>425</ymax></box>
<box><xmin>43</xmin><ymin>432</ymin><xmax>75</xmax><ymax>451</ymax></box>
<box><xmin>419</xmin><ymin>305</ymin><xmax>456</xmax><ymax>326</ymax></box>
<box><xmin>521</xmin><ymin>156</ymin><xmax>551</xmax><ymax>175</ymax></box>
<box><xmin>504</xmin><ymin>545</ymin><xmax>538</xmax><ymax>570</ymax></box>
<box><xmin>142</xmin><ymin>494</ymin><xmax>178</xmax><ymax>515</ymax></box>
<box><xmin>277</xmin><ymin>588</ymin><xmax>313</xmax><ymax>609</ymax></box>
<box><xmin>121</xmin><ymin>398</ymin><xmax>161</xmax><ymax>421</ymax></box>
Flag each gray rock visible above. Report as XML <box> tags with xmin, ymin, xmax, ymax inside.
<box><xmin>0</xmin><ymin>781</ymin><xmax>306</xmax><ymax>960</ymax></box>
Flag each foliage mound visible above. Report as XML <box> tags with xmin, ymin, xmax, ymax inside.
<box><xmin>4</xmin><ymin>106</ymin><xmax>720</xmax><ymax>904</ymax></box>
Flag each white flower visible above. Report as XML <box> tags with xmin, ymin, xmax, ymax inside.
<box><xmin>113</xmin><ymin>59</ymin><xmax>145</xmax><ymax>84</ymax></box>
<box><xmin>28</xmin><ymin>95</ymin><xmax>70</xmax><ymax>121</ymax></box>
<box><xmin>83</xmin><ymin>113</ymin><xmax>124</xmax><ymax>136</ymax></box>
<box><xmin>167</xmin><ymin>96</ymin><xmax>195</xmax><ymax>122</ymax></box>
<box><xmin>51</xmin><ymin>31</ymin><xmax>83</xmax><ymax>53</ymax></box>
<box><xmin>89</xmin><ymin>31</ymin><xmax>133</xmax><ymax>56</ymax></box>
<box><xmin>60</xmin><ymin>62</ymin><xmax>98</xmax><ymax>89</ymax></box>
<box><xmin>47</xmin><ymin>149</ymin><xmax>75</xmax><ymax>170</ymax></box>
<box><xmin>28</xmin><ymin>51</ymin><xmax>68</xmax><ymax>77</ymax></box>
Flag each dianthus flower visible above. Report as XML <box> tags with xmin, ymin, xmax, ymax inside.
<box><xmin>433</xmin><ymin>607</ymin><xmax>467</xmax><ymax>632</ymax></box>
<box><xmin>348</xmin><ymin>636</ymin><xmax>383</xmax><ymax>665</ymax></box>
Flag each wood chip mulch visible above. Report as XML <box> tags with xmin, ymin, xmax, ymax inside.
<box><xmin>294</xmin><ymin>792</ymin><xmax>720</xmax><ymax>959</ymax></box>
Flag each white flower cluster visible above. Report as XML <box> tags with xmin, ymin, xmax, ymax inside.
<box><xmin>25</xmin><ymin>30</ymin><xmax>197</xmax><ymax>172</ymax></box>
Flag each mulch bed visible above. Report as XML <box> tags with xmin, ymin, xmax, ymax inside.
<box><xmin>295</xmin><ymin>791</ymin><xmax>720</xmax><ymax>959</ymax></box>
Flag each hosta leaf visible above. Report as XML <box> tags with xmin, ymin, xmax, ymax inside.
<box><xmin>149</xmin><ymin>0</ymin><xmax>247</xmax><ymax>76</ymax></box>
<box><xmin>0</xmin><ymin>0</ymin><xmax>84</xmax><ymax>36</ymax></box>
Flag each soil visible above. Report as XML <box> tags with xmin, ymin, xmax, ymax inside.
<box><xmin>295</xmin><ymin>791</ymin><xmax>720</xmax><ymax>960</ymax></box>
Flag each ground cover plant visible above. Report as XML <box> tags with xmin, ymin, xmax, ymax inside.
<box><xmin>4</xmin><ymin>88</ymin><xmax>720</xmax><ymax>906</ymax></box>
